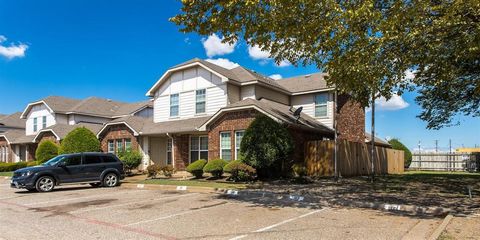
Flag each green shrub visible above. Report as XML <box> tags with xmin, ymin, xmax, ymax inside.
<box><xmin>292</xmin><ymin>163</ymin><xmax>307</xmax><ymax>177</ymax></box>
<box><xmin>203</xmin><ymin>159</ymin><xmax>228</xmax><ymax>178</ymax></box>
<box><xmin>0</xmin><ymin>162</ymin><xmax>28</xmax><ymax>172</ymax></box>
<box><xmin>240</xmin><ymin>115</ymin><xmax>293</xmax><ymax>178</ymax></box>
<box><xmin>186</xmin><ymin>159</ymin><xmax>207</xmax><ymax>178</ymax></box>
<box><xmin>59</xmin><ymin>127</ymin><xmax>101</xmax><ymax>154</ymax></box>
<box><xmin>161</xmin><ymin>165</ymin><xmax>176</xmax><ymax>178</ymax></box>
<box><xmin>223</xmin><ymin>160</ymin><xmax>256</xmax><ymax>182</ymax></box>
<box><xmin>118</xmin><ymin>150</ymin><xmax>142</xmax><ymax>173</ymax></box>
<box><xmin>146</xmin><ymin>164</ymin><xmax>162</xmax><ymax>178</ymax></box>
<box><xmin>35</xmin><ymin>140</ymin><xmax>59</xmax><ymax>163</ymax></box>
<box><xmin>388</xmin><ymin>138</ymin><xmax>412</xmax><ymax>167</ymax></box>
<box><xmin>27</xmin><ymin>161</ymin><xmax>39</xmax><ymax>167</ymax></box>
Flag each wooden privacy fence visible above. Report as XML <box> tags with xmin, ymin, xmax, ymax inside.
<box><xmin>305</xmin><ymin>140</ymin><xmax>404</xmax><ymax>177</ymax></box>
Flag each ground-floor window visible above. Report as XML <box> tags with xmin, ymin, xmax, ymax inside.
<box><xmin>0</xmin><ymin>146</ymin><xmax>6</xmax><ymax>162</ymax></box>
<box><xmin>109</xmin><ymin>138</ymin><xmax>132</xmax><ymax>153</ymax></box>
<box><xmin>116</xmin><ymin>139</ymin><xmax>124</xmax><ymax>153</ymax></box>
<box><xmin>235</xmin><ymin>130</ymin><xmax>245</xmax><ymax>160</ymax></box>
<box><xmin>166</xmin><ymin>139</ymin><xmax>172</xmax><ymax>165</ymax></box>
<box><xmin>220</xmin><ymin>132</ymin><xmax>232</xmax><ymax>161</ymax></box>
<box><xmin>125</xmin><ymin>139</ymin><xmax>132</xmax><ymax>151</ymax></box>
<box><xmin>107</xmin><ymin>140</ymin><xmax>115</xmax><ymax>153</ymax></box>
<box><xmin>190</xmin><ymin>135</ymin><xmax>208</xmax><ymax>162</ymax></box>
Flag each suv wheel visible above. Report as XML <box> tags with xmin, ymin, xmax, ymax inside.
<box><xmin>103</xmin><ymin>173</ymin><xmax>118</xmax><ymax>187</ymax></box>
<box><xmin>36</xmin><ymin>176</ymin><xmax>55</xmax><ymax>192</ymax></box>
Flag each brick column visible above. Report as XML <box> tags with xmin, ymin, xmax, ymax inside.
<box><xmin>336</xmin><ymin>94</ymin><xmax>365</xmax><ymax>143</ymax></box>
<box><xmin>173</xmin><ymin>134</ymin><xmax>189</xmax><ymax>170</ymax></box>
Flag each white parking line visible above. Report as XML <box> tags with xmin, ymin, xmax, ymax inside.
<box><xmin>229</xmin><ymin>208</ymin><xmax>328</xmax><ymax>240</ymax></box>
<box><xmin>124</xmin><ymin>202</ymin><xmax>230</xmax><ymax>226</ymax></box>
<box><xmin>24</xmin><ymin>190</ymin><xmax>142</xmax><ymax>206</ymax></box>
<box><xmin>70</xmin><ymin>193</ymin><xmax>199</xmax><ymax>214</ymax></box>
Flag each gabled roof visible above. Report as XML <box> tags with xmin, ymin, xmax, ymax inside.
<box><xmin>33</xmin><ymin>123</ymin><xmax>104</xmax><ymax>142</ymax></box>
<box><xmin>0</xmin><ymin>112</ymin><xmax>25</xmax><ymax>129</ymax></box>
<box><xmin>96</xmin><ymin>115</ymin><xmax>211</xmax><ymax>137</ymax></box>
<box><xmin>200</xmin><ymin>98</ymin><xmax>334</xmax><ymax>134</ymax></box>
<box><xmin>276</xmin><ymin>73</ymin><xmax>332</xmax><ymax>94</ymax></box>
<box><xmin>21</xmin><ymin>96</ymin><xmax>152</xmax><ymax>119</ymax></box>
<box><xmin>0</xmin><ymin>129</ymin><xmax>34</xmax><ymax>144</ymax></box>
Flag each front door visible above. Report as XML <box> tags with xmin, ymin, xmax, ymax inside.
<box><xmin>150</xmin><ymin>137</ymin><xmax>167</xmax><ymax>167</ymax></box>
<box><xmin>55</xmin><ymin>154</ymin><xmax>84</xmax><ymax>183</ymax></box>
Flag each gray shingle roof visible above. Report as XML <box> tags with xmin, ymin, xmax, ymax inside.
<box><xmin>365</xmin><ymin>133</ymin><xmax>391</xmax><ymax>147</ymax></box>
<box><xmin>37</xmin><ymin>123</ymin><xmax>104</xmax><ymax>140</ymax></box>
<box><xmin>0</xmin><ymin>112</ymin><xmax>25</xmax><ymax>129</ymax></box>
<box><xmin>0</xmin><ymin>129</ymin><xmax>33</xmax><ymax>144</ymax></box>
<box><xmin>276</xmin><ymin>73</ymin><xmax>331</xmax><ymax>93</ymax></box>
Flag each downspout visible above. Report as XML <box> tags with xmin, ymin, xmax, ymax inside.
<box><xmin>334</xmin><ymin>90</ymin><xmax>338</xmax><ymax>181</ymax></box>
<box><xmin>166</xmin><ymin>133</ymin><xmax>174</xmax><ymax>168</ymax></box>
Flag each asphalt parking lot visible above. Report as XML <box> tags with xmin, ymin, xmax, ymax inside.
<box><xmin>0</xmin><ymin>178</ymin><xmax>442</xmax><ymax>240</ymax></box>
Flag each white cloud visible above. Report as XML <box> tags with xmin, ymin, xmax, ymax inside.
<box><xmin>202</xmin><ymin>34</ymin><xmax>236</xmax><ymax>57</ymax></box>
<box><xmin>0</xmin><ymin>35</ymin><xmax>28</xmax><ymax>59</ymax></box>
<box><xmin>248</xmin><ymin>45</ymin><xmax>270</xmax><ymax>60</ymax></box>
<box><xmin>375</xmin><ymin>93</ymin><xmax>409</xmax><ymax>111</ymax></box>
<box><xmin>205</xmin><ymin>58</ymin><xmax>239</xmax><ymax>69</ymax></box>
<box><xmin>269</xmin><ymin>74</ymin><xmax>282</xmax><ymax>80</ymax></box>
<box><xmin>276</xmin><ymin>60</ymin><xmax>291</xmax><ymax>67</ymax></box>
<box><xmin>403</xmin><ymin>68</ymin><xmax>416</xmax><ymax>81</ymax></box>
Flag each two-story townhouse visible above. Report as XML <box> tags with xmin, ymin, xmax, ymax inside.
<box><xmin>0</xmin><ymin>96</ymin><xmax>152</xmax><ymax>163</ymax></box>
<box><xmin>0</xmin><ymin>112</ymin><xmax>26</xmax><ymax>163</ymax></box>
<box><xmin>97</xmin><ymin>58</ymin><xmax>365</xmax><ymax>171</ymax></box>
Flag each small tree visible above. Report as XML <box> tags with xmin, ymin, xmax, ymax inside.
<box><xmin>240</xmin><ymin>115</ymin><xmax>293</xmax><ymax>178</ymax></box>
<box><xmin>118</xmin><ymin>150</ymin><xmax>142</xmax><ymax>174</ymax></box>
<box><xmin>59</xmin><ymin>127</ymin><xmax>101</xmax><ymax>154</ymax></box>
<box><xmin>388</xmin><ymin>138</ymin><xmax>413</xmax><ymax>168</ymax></box>
<box><xmin>35</xmin><ymin>140</ymin><xmax>59</xmax><ymax>163</ymax></box>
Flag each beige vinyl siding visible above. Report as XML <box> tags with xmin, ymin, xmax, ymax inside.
<box><xmin>255</xmin><ymin>85</ymin><xmax>289</xmax><ymax>105</ymax></box>
<box><xmin>240</xmin><ymin>85</ymin><xmax>256</xmax><ymax>100</ymax></box>
<box><xmin>153</xmin><ymin>66</ymin><xmax>228</xmax><ymax>122</ymax></box>
<box><xmin>227</xmin><ymin>84</ymin><xmax>241</xmax><ymax>104</ymax></box>
<box><xmin>291</xmin><ymin>92</ymin><xmax>334</xmax><ymax>128</ymax></box>
<box><xmin>25</xmin><ymin>103</ymin><xmax>56</xmax><ymax>135</ymax></box>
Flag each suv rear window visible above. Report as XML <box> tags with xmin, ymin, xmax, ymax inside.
<box><xmin>83</xmin><ymin>155</ymin><xmax>102</xmax><ymax>164</ymax></box>
<box><xmin>102</xmin><ymin>155</ymin><xmax>118</xmax><ymax>163</ymax></box>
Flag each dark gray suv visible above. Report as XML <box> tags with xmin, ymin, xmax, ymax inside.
<box><xmin>11</xmin><ymin>152</ymin><xmax>125</xmax><ymax>192</ymax></box>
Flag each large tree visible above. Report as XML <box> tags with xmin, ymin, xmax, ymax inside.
<box><xmin>171</xmin><ymin>0</ymin><xmax>479</xmax><ymax>129</ymax></box>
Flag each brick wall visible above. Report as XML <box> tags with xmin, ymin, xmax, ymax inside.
<box><xmin>336</xmin><ymin>94</ymin><xmax>365</xmax><ymax>143</ymax></box>
<box><xmin>173</xmin><ymin>134</ymin><xmax>189</xmax><ymax>170</ymax></box>
<box><xmin>98</xmin><ymin>125</ymin><xmax>139</xmax><ymax>153</ymax></box>
<box><xmin>27</xmin><ymin>144</ymin><xmax>36</xmax><ymax>161</ymax></box>
<box><xmin>207</xmin><ymin>109</ymin><xmax>258</xmax><ymax>160</ymax></box>
<box><xmin>0</xmin><ymin>137</ymin><xmax>12</xmax><ymax>163</ymax></box>
<box><xmin>37</xmin><ymin>132</ymin><xmax>59</xmax><ymax>144</ymax></box>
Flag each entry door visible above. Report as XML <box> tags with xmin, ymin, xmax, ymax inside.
<box><xmin>19</xmin><ymin>145</ymin><xmax>26</xmax><ymax>161</ymax></box>
<box><xmin>150</xmin><ymin>137</ymin><xmax>167</xmax><ymax>167</ymax></box>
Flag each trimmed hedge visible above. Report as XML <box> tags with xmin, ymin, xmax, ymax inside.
<box><xmin>118</xmin><ymin>150</ymin><xmax>142</xmax><ymax>173</ymax></box>
<box><xmin>203</xmin><ymin>159</ymin><xmax>228</xmax><ymax>178</ymax></box>
<box><xmin>35</xmin><ymin>140</ymin><xmax>59</xmax><ymax>163</ymax></box>
<box><xmin>223</xmin><ymin>160</ymin><xmax>256</xmax><ymax>182</ymax></box>
<box><xmin>186</xmin><ymin>159</ymin><xmax>207</xmax><ymax>178</ymax></box>
<box><xmin>60</xmin><ymin>127</ymin><xmax>101</xmax><ymax>154</ymax></box>
<box><xmin>0</xmin><ymin>162</ymin><xmax>28</xmax><ymax>172</ymax></box>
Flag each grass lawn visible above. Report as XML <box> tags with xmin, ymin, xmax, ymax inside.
<box><xmin>0</xmin><ymin>172</ymin><xmax>13</xmax><ymax>177</ymax></box>
<box><xmin>141</xmin><ymin>178</ymin><xmax>248</xmax><ymax>189</ymax></box>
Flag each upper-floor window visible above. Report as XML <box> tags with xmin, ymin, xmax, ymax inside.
<box><xmin>42</xmin><ymin>116</ymin><xmax>47</xmax><ymax>129</ymax></box>
<box><xmin>195</xmin><ymin>89</ymin><xmax>206</xmax><ymax>114</ymax></box>
<box><xmin>33</xmin><ymin>117</ymin><xmax>38</xmax><ymax>132</ymax></box>
<box><xmin>315</xmin><ymin>93</ymin><xmax>328</xmax><ymax>117</ymax></box>
<box><xmin>170</xmin><ymin>94</ymin><xmax>179</xmax><ymax>117</ymax></box>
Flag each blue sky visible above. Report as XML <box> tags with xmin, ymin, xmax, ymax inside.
<box><xmin>1</xmin><ymin>0</ymin><xmax>478</xmax><ymax>151</ymax></box>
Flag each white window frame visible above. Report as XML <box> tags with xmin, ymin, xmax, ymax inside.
<box><xmin>107</xmin><ymin>140</ymin><xmax>115</xmax><ymax>153</ymax></box>
<box><xmin>124</xmin><ymin>138</ymin><xmax>132</xmax><ymax>151</ymax></box>
<box><xmin>189</xmin><ymin>135</ymin><xmax>208</xmax><ymax>163</ymax></box>
<box><xmin>234</xmin><ymin>130</ymin><xmax>245</xmax><ymax>160</ymax></box>
<box><xmin>166</xmin><ymin>139</ymin><xmax>173</xmax><ymax>165</ymax></box>
<box><xmin>315</xmin><ymin>93</ymin><xmax>328</xmax><ymax>118</ymax></box>
<box><xmin>195</xmin><ymin>89</ymin><xmax>206</xmax><ymax>114</ymax></box>
<box><xmin>33</xmin><ymin>117</ymin><xmax>38</xmax><ymax>132</ymax></box>
<box><xmin>42</xmin><ymin>116</ymin><xmax>47</xmax><ymax>129</ymax></box>
<box><xmin>116</xmin><ymin>139</ymin><xmax>124</xmax><ymax>153</ymax></box>
<box><xmin>170</xmin><ymin>93</ymin><xmax>179</xmax><ymax>117</ymax></box>
<box><xmin>220</xmin><ymin>132</ymin><xmax>232</xmax><ymax>161</ymax></box>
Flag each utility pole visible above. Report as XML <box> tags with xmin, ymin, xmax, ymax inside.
<box><xmin>418</xmin><ymin>141</ymin><xmax>422</xmax><ymax>168</ymax></box>
<box><xmin>370</xmin><ymin>92</ymin><xmax>375</xmax><ymax>183</ymax></box>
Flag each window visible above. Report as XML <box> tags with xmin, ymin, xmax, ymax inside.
<box><xmin>116</xmin><ymin>139</ymin><xmax>124</xmax><ymax>153</ymax></box>
<box><xmin>33</xmin><ymin>117</ymin><xmax>37</xmax><ymax>132</ymax></box>
<box><xmin>101</xmin><ymin>155</ymin><xmax>117</xmax><ymax>163</ymax></box>
<box><xmin>235</xmin><ymin>131</ymin><xmax>245</xmax><ymax>160</ymax></box>
<box><xmin>107</xmin><ymin>140</ymin><xmax>115</xmax><ymax>153</ymax></box>
<box><xmin>0</xmin><ymin>146</ymin><xmax>4</xmax><ymax>162</ymax></box>
<box><xmin>42</xmin><ymin>116</ymin><xmax>47</xmax><ymax>129</ymax></box>
<box><xmin>195</xmin><ymin>89</ymin><xmax>206</xmax><ymax>114</ymax></box>
<box><xmin>83</xmin><ymin>155</ymin><xmax>102</xmax><ymax>164</ymax></box>
<box><xmin>125</xmin><ymin>139</ymin><xmax>132</xmax><ymax>151</ymax></box>
<box><xmin>64</xmin><ymin>155</ymin><xmax>82</xmax><ymax>166</ymax></box>
<box><xmin>315</xmin><ymin>93</ymin><xmax>328</xmax><ymax>117</ymax></box>
<box><xmin>170</xmin><ymin>94</ymin><xmax>179</xmax><ymax>117</ymax></box>
<box><xmin>220</xmin><ymin>132</ymin><xmax>232</xmax><ymax>161</ymax></box>
<box><xmin>166</xmin><ymin>139</ymin><xmax>172</xmax><ymax>165</ymax></box>
<box><xmin>190</xmin><ymin>136</ymin><xmax>208</xmax><ymax>162</ymax></box>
